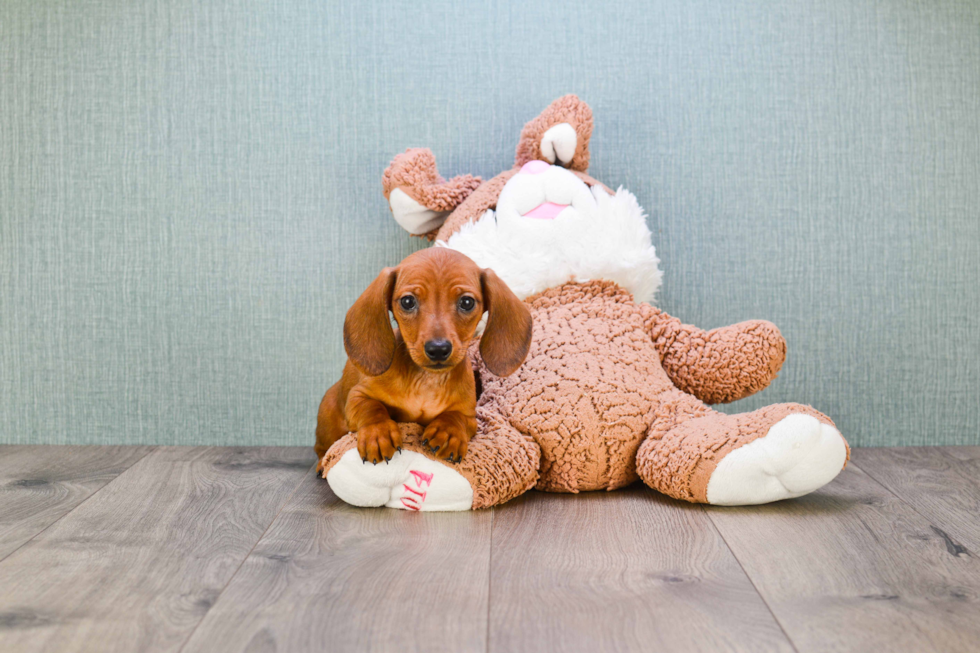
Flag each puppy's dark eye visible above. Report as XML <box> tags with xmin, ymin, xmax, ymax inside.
<box><xmin>458</xmin><ymin>296</ymin><xmax>476</xmax><ymax>313</ymax></box>
<box><xmin>399</xmin><ymin>296</ymin><xmax>417</xmax><ymax>311</ymax></box>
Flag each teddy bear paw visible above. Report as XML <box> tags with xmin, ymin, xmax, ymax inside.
<box><xmin>705</xmin><ymin>414</ymin><xmax>847</xmax><ymax>506</ymax></box>
<box><xmin>325</xmin><ymin>449</ymin><xmax>474</xmax><ymax>511</ymax></box>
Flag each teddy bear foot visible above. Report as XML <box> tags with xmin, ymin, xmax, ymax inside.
<box><xmin>325</xmin><ymin>449</ymin><xmax>474</xmax><ymax>512</ymax></box>
<box><xmin>705</xmin><ymin>414</ymin><xmax>847</xmax><ymax>506</ymax></box>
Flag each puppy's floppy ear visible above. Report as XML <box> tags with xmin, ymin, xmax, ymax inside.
<box><xmin>344</xmin><ymin>267</ymin><xmax>398</xmax><ymax>376</ymax></box>
<box><xmin>480</xmin><ymin>268</ymin><xmax>533</xmax><ymax>377</ymax></box>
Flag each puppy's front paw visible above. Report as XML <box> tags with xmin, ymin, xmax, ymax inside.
<box><xmin>357</xmin><ymin>420</ymin><xmax>403</xmax><ymax>465</ymax></box>
<box><xmin>422</xmin><ymin>420</ymin><xmax>470</xmax><ymax>464</ymax></box>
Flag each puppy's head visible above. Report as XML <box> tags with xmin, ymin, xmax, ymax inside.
<box><xmin>344</xmin><ymin>248</ymin><xmax>532</xmax><ymax>377</ymax></box>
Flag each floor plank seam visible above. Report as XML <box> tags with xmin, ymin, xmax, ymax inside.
<box><xmin>0</xmin><ymin>445</ymin><xmax>158</xmax><ymax>566</ymax></box>
<box><xmin>849</xmin><ymin>461</ymin><xmax>977</xmax><ymax>557</ymax></box>
<box><xmin>485</xmin><ymin>507</ymin><xmax>494</xmax><ymax>653</ymax></box>
<box><xmin>175</xmin><ymin>462</ymin><xmax>319</xmax><ymax>653</ymax></box>
<box><xmin>699</xmin><ymin>504</ymin><xmax>801</xmax><ymax>653</ymax></box>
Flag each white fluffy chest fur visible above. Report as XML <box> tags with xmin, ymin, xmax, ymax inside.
<box><xmin>439</xmin><ymin>164</ymin><xmax>663</xmax><ymax>304</ymax></box>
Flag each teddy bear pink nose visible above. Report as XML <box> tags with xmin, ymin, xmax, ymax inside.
<box><xmin>520</xmin><ymin>160</ymin><xmax>550</xmax><ymax>175</ymax></box>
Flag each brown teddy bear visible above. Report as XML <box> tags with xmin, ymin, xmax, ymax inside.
<box><xmin>321</xmin><ymin>95</ymin><xmax>849</xmax><ymax>511</ymax></box>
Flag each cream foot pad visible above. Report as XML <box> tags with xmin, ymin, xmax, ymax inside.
<box><xmin>326</xmin><ymin>449</ymin><xmax>474</xmax><ymax>512</ymax></box>
<box><xmin>706</xmin><ymin>414</ymin><xmax>848</xmax><ymax>506</ymax></box>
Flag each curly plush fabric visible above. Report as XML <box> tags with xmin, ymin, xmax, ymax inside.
<box><xmin>481</xmin><ymin>281</ymin><xmax>674</xmax><ymax>493</ymax></box>
<box><xmin>473</xmin><ymin>280</ymin><xmax>847</xmax><ymax>503</ymax></box>
<box><xmin>325</xmin><ymin>95</ymin><xmax>850</xmax><ymax>510</ymax></box>
<box><xmin>640</xmin><ymin>305</ymin><xmax>787</xmax><ymax>405</ymax></box>
<box><xmin>637</xmin><ymin>402</ymin><xmax>846</xmax><ymax>503</ymax></box>
<box><xmin>513</xmin><ymin>93</ymin><xmax>594</xmax><ymax>171</ymax></box>
<box><xmin>321</xmin><ymin>279</ymin><xmax>848</xmax><ymax>507</ymax></box>
<box><xmin>381</xmin><ymin>147</ymin><xmax>482</xmax><ymax>212</ymax></box>
<box><xmin>321</xmin><ymin>408</ymin><xmax>540</xmax><ymax>510</ymax></box>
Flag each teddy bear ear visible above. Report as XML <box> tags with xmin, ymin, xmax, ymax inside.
<box><xmin>515</xmin><ymin>95</ymin><xmax>594</xmax><ymax>172</ymax></box>
<box><xmin>382</xmin><ymin>148</ymin><xmax>482</xmax><ymax>237</ymax></box>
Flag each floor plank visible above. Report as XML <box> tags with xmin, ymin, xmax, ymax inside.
<box><xmin>181</xmin><ymin>470</ymin><xmax>493</xmax><ymax>653</ymax></box>
<box><xmin>0</xmin><ymin>445</ymin><xmax>154</xmax><ymax>561</ymax></box>
<box><xmin>706</xmin><ymin>464</ymin><xmax>980</xmax><ymax>653</ymax></box>
<box><xmin>4</xmin><ymin>445</ymin><xmax>978</xmax><ymax>652</ymax></box>
<box><xmin>0</xmin><ymin>446</ymin><xmax>314</xmax><ymax>653</ymax></box>
<box><xmin>487</xmin><ymin>488</ymin><xmax>793</xmax><ymax>653</ymax></box>
<box><xmin>938</xmin><ymin>446</ymin><xmax>980</xmax><ymax>465</ymax></box>
<box><xmin>852</xmin><ymin>447</ymin><xmax>980</xmax><ymax>552</ymax></box>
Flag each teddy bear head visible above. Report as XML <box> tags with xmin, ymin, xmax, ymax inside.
<box><xmin>383</xmin><ymin>96</ymin><xmax>663</xmax><ymax>304</ymax></box>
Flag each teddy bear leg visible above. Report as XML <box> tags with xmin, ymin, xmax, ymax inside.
<box><xmin>382</xmin><ymin>148</ymin><xmax>482</xmax><ymax>236</ymax></box>
<box><xmin>636</xmin><ymin>403</ymin><xmax>849</xmax><ymax>505</ymax></box>
<box><xmin>320</xmin><ymin>408</ymin><xmax>540</xmax><ymax>511</ymax></box>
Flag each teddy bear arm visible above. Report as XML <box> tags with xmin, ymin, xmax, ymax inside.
<box><xmin>642</xmin><ymin>306</ymin><xmax>787</xmax><ymax>404</ymax></box>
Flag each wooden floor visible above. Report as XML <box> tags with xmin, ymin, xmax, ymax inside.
<box><xmin>0</xmin><ymin>447</ymin><xmax>978</xmax><ymax>652</ymax></box>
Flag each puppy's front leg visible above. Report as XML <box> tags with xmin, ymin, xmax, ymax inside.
<box><xmin>422</xmin><ymin>411</ymin><xmax>477</xmax><ymax>464</ymax></box>
<box><xmin>346</xmin><ymin>389</ymin><xmax>403</xmax><ymax>464</ymax></box>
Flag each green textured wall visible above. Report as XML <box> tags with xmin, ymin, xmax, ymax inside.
<box><xmin>2</xmin><ymin>0</ymin><xmax>979</xmax><ymax>446</ymax></box>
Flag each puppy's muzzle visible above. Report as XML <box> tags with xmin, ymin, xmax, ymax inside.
<box><xmin>423</xmin><ymin>339</ymin><xmax>453</xmax><ymax>363</ymax></box>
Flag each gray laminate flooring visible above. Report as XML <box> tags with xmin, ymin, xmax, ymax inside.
<box><xmin>0</xmin><ymin>445</ymin><xmax>977</xmax><ymax>652</ymax></box>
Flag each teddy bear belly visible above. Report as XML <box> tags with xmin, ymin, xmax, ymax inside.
<box><xmin>503</xmin><ymin>312</ymin><xmax>677</xmax><ymax>493</ymax></box>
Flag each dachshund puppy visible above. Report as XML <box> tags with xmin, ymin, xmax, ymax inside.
<box><xmin>315</xmin><ymin>248</ymin><xmax>532</xmax><ymax>467</ymax></box>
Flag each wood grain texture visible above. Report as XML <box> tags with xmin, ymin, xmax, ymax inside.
<box><xmin>0</xmin><ymin>445</ymin><xmax>154</xmax><ymax>560</ymax></box>
<box><xmin>940</xmin><ymin>446</ymin><xmax>980</xmax><ymax>465</ymax></box>
<box><xmin>181</xmin><ymin>471</ymin><xmax>493</xmax><ymax>653</ymax></box>
<box><xmin>707</xmin><ymin>465</ymin><xmax>980</xmax><ymax>653</ymax></box>
<box><xmin>487</xmin><ymin>488</ymin><xmax>793</xmax><ymax>653</ymax></box>
<box><xmin>5</xmin><ymin>445</ymin><xmax>980</xmax><ymax>652</ymax></box>
<box><xmin>0</xmin><ymin>446</ymin><xmax>314</xmax><ymax>653</ymax></box>
<box><xmin>852</xmin><ymin>447</ymin><xmax>980</xmax><ymax>552</ymax></box>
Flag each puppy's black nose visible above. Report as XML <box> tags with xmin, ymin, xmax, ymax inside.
<box><xmin>424</xmin><ymin>339</ymin><xmax>453</xmax><ymax>362</ymax></box>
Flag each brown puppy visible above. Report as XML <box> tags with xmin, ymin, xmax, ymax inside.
<box><xmin>315</xmin><ymin>248</ymin><xmax>532</xmax><ymax>468</ymax></box>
